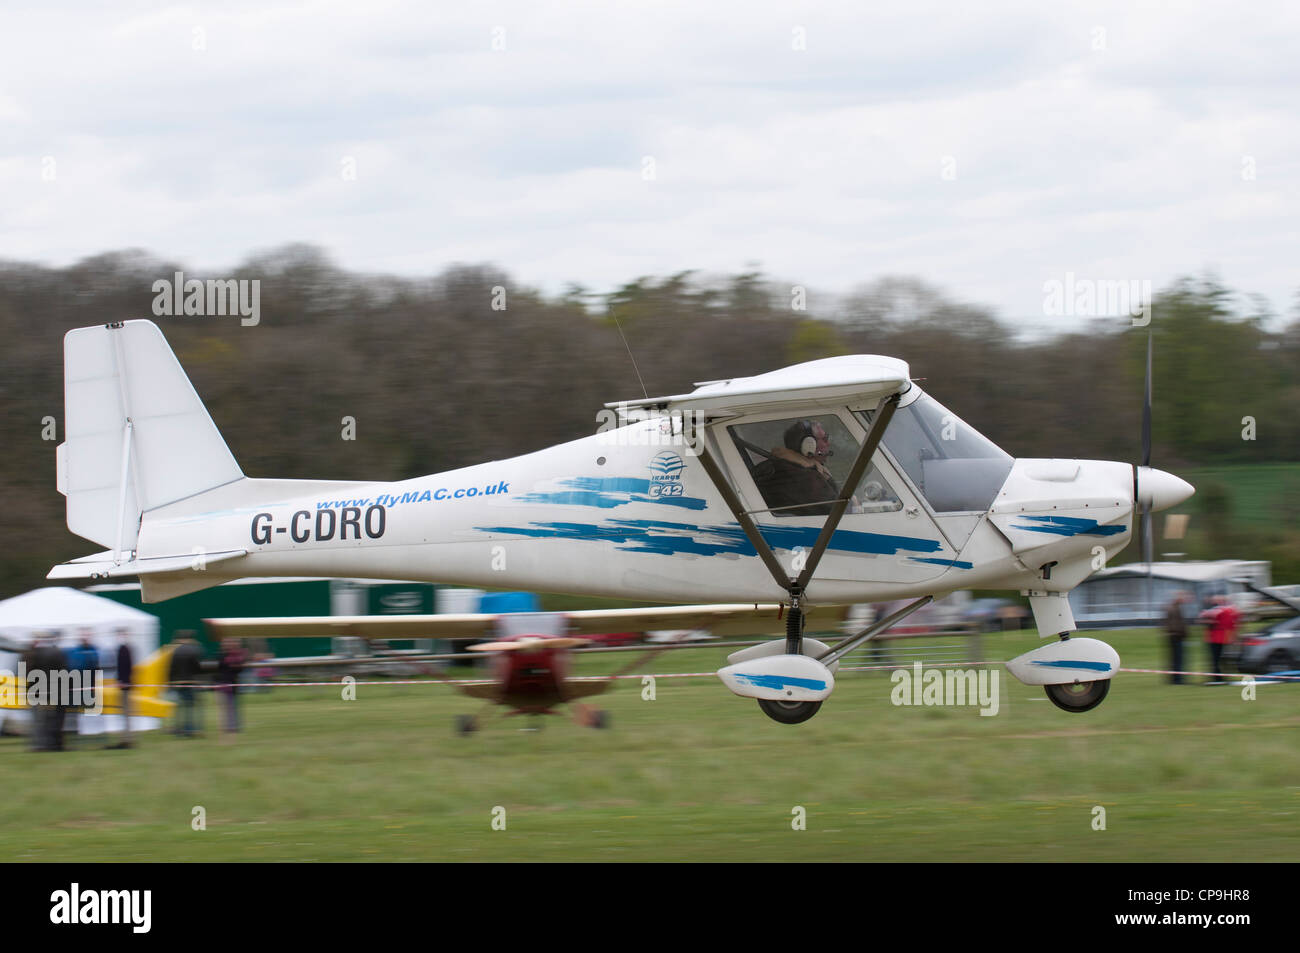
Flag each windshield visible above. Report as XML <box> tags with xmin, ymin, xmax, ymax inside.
<box><xmin>859</xmin><ymin>394</ymin><xmax>1012</xmax><ymax>512</ymax></box>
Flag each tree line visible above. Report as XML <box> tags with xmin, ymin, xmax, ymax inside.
<box><xmin>1</xmin><ymin>245</ymin><xmax>1296</xmax><ymax>595</ymax></box>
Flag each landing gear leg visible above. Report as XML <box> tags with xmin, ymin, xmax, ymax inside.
<box><xmin>785</xmin><ymin>591</ymin><xmax>804</xmax><ymax>656</ymax></box>
<box><xmin>572</xmin><ymin>703</ymin><xmax>610</xmax><ymax>729</ymax></box>
<box><xmin>754</xmin><ymin>596</ymin><xmax>823</xmax><ymax>725</ymax></box>
<box><xmin>454</xmin><ymin>701</ymin><xmax>496</xmax><ymax>736</ymax></box>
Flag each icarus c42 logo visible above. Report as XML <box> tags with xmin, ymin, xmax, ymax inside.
<box><xmin>647</xmin><ymin>452</ymin><xmax>685</xmax><ymax>498</ymax></box>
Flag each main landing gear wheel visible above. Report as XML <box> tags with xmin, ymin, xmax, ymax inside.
<box><xmin>757</xmin><ymin>698</ymin><xmax>823</xmax><ymax>724</ymax></box>
<box><xmin>1044</xmin><ymin>679</ymin><xmax>1110</xmax><ymax>713</ymax></box>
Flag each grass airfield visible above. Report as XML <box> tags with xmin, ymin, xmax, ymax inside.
<box><xmin>3</xmin><ymin>628</ymin><xmax>1297</xmax><ymax>862</ymax></box>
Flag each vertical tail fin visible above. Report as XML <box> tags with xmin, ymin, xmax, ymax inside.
<box><xmin>58</xmin><ymin>320</ymin><xmax>243</xmax><ymax>558</ymax></box>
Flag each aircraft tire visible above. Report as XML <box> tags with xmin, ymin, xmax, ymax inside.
<box><xmin>756</xmin><ymin>698</ymin><xmax>822</xmax><ymax>724</ymax></box>
<box><xmin>1044</xmin><ymin>679</ymin><xmax>1110</xmax><ymax>713</ymax></box>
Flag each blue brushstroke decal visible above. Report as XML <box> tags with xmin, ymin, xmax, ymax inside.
<box><xmin>909</xmin><ymin>556</ymin><xmax>974</xmax><ymax>570</ymax></box>
<box><xmin>733</xmin><ymin>672</ymin><xmax>828</xmax><ymax>692</ymax></box>
<box><xmin>517</xmin><ymin>476</ymin><xmax>707</xmax><ymax>511</ymax></box>
<box><xmin>1030</xmin><ymin>659</ymin><xmax>1112</xmax><ymax>672</ymax></box>
<box><xmin>475</xmin><ymin>518</ymin><xmax>949</xmax><ymax>560</ymax></box>
<box><xmin>1011</xmin><ymin>515</ymin><xmax>1126</xmax><ymax>537</ymax></box>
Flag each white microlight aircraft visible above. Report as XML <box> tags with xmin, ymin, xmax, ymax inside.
<box><xmin>49</xmin><ymin>320</ymin><xmax>1193</xmax><ymax>724</ymax></box>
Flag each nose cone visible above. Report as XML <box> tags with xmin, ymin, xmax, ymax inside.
<box><xmin>1136</xmin><ymin>466</ymin><xmax>1195</xmax><ymax>512</ymax></box>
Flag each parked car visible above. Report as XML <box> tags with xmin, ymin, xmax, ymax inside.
<box><xmin>1236</xmin><ymin>616</ymin><xmax>1300</xmax><ymax>675</ymax></box>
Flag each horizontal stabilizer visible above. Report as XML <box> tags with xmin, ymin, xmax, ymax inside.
<box><xmin>47</xmin><ymin>548</ymin><xmax>247</xmax><ymax>580</ymax></box>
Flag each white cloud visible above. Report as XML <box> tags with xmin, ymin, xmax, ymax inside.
<box><xmin>1</xmin><ymin>0</ymin><xmax>1297</xmax><ymax>329</ymax></box>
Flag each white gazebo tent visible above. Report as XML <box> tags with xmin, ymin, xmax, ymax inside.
<box><xmin>0</xmin><ymin>587</ymin><xmax>162</xmax><ymax>735</ymax></box>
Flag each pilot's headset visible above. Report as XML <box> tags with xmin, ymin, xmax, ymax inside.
<box><xmin>785</xmin><ymin>420</ymin><xmax>824</xmax><ymax>458</ymax></box>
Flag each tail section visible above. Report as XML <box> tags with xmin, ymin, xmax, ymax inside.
<box><xmin>57</xmin><ymin>320</ymin><xmax>243</xmax><ymax>558</ymax></box>
<box><xmin>51</xmin><ymin>320</ymin><xmax>376</xmax><ymax>602</ymax></box>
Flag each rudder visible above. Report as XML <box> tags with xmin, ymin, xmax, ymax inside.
<box><xmin>57</xmin><ymin>320</ymin><xmax>243</xmax><ymax>558</ymax></box>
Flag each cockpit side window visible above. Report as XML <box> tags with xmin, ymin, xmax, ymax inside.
<box><xmin>728</xmin><ymin>414</ymin><xmax>902</xmax><ymax>518</ymax></box>
<box><xmin>858</xmin><ymin>394</ymin><xmax>1012</xmax><ymax>512</ymax></box>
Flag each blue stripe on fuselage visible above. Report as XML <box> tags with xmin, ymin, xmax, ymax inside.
<box><xmin>474</xmin><ymin>518</ymin><xmax>947</xmax><ymax>560</ymax></box>
<box><xmin>1010</xmin><ymin>515</ymin><xmax>1126</xmax><ymax>537</ymax></box>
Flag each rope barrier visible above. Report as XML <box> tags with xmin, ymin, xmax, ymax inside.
<box><xmin>103</xmin><ymin>661</ymin><xmax>1299</xmax><ymax>692</ymax></box>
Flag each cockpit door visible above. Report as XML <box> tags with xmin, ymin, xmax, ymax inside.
<box><xmin>711</xmin><ymin>406</ymin><xmax>967</xmax><ymax>586</ymax></box>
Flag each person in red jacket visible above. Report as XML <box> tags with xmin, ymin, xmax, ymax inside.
<box><xmin>1199</xmin><ymin>596</ymin><xmax>1240</xmax><ymax>684</ymax></box>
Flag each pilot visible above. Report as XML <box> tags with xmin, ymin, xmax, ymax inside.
<box><xmin>752</xmin><ymin>420</ymin><xmax>841</xmax><ymax>516</ymax></box>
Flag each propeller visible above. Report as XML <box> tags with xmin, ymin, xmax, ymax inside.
<box><xmin>1135</xmin><ymin>331</ymin><xmax>1155</xmax><ymax>617</ymax></box>
<box><xmin>1129</xmin><ymin>334</ymin><xmax>1194</xmax><ymax>623</ymax></box>
<box><xmin>1140</xmin><ymin>331</ymin><xmax>1154</xmax><ymax>568</ymax></box>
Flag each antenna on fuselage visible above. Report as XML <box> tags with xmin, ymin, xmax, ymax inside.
<box><xmin>610</xmin><ymin>312</ymin><xmax>649</xmax><ymax>400</ymax></box>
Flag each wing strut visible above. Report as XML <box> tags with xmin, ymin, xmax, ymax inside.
<box><xmin>693</xmin><ymin>392</ymin><xmax>902</xmax><ymax>654</ymax></box>
<box><xmin>816</xmin><ymin>594</ymin><xmax>932</xmax><ymax>666</ymax></box>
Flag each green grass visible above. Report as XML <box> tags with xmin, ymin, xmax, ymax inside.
<box><xmin>3</xmin><ymin>629</ymin><xmax>1297</xmax><ymax>861</ymax></box>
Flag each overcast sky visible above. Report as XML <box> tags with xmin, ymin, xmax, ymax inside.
<box><xmin>2</xmin><ymin>1</ymin><xmax>1297</xmax><ymax>332</ymax></box>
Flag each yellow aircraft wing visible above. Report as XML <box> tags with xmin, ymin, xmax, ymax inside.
<box><xmin>0</xmin><ymin>645</ymin><xmax>176</xmax><ymax>718</ymax></box>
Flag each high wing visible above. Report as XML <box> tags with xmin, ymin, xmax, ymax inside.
<box><xmin>607</xmin><ymin>354</ymin><xmax>909</xmax><ymax>416</ymax></box>
<box><xmin>203</xmin><ymin>602</ymin><xmax>851</xmax><ymax>641</ymax></box>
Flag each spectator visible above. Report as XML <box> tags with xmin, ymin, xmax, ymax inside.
<box><xmin>111</xmin><ymin>630</ymin><xmax>134</xmax><ymax>749</ymax></box>
<box><xmin>64</xmin><ymin>629</ymin><xmax>100</xmax><ymax>742</ymax></box>
<box><xmin>1163</xmin><ymin>592</ymin><xmax>1191</xmax><ymax>685</ymax></box>
<box><xmin>168</xmin><ymin>632</ymin><xmax>205</xmax><ymax>737</ymax></box>
<box><xmin>44</xmin><ymin>635</ymin><xmax>70</xmax><ymax>751</ymax></box>
<box><xmin>1200</xmin><ymin>595</ymin><xmax>1241</xmax><ymax>684</ymax></box>
<box><xmin>24</xmin><ymin>634</ymin><xmax>69</xmax><ymax>752</ymax></box>
<box><xmin>23</xmin><ymin>636</ymin><xmax>49</xmax><ymax>752</ymax></box>
<box><xmin>216</xmin><ymin>638</ymin><xmax>247</xmax><ymax>737</ymax></box>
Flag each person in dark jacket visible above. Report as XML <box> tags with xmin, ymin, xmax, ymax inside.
<box><xmin>216</xmin><ymin>638</ymin><xmax>247</xmax><ymax>736</ymax></box>
<box><xmin>64</xmin><ymin>629</ymin><xmax>100</xmax><ymax>742</ymax></box>
<box><xmin>46</xmin><ymin>637</ymin><xmax>71</xmax><ymax>750</ymax></box>
<box><xmin>111</xmin><ymin>632</ymin><xmax>134</xmax><ymax>749</ymax></box>
<box><xmin>1163</xmin><ymin>592</ymin><xmax>1190</xmax><ymax>684</ymax></box>
<box><xmin>23</xmin><ymin>637</ymin><xmax>49</xmax><ymax>751</ymax></box>
<box><xmin>752</xmin><ymin>420</ymin><xmax>842</xmax><ymax>516</ymax></box>
<box><xmin>168</xmin><ymin>633</ymin><xmax>205</xmax><ymax>737</ymax></box>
